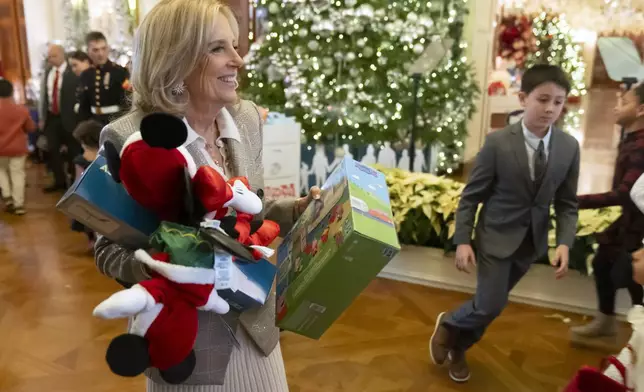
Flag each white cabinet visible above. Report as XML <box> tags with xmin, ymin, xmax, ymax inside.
<box><xmin>262</xmin><ymin>117</ymin><xmax>301</xmax><ymax>201</ymax></box>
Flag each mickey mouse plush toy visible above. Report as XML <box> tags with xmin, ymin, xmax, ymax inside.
<box><xmin>93</xmin><ymin>113</ymin><xmax>280</xmax><ymax>384</ymax></box>
<box><xmin>103</xmin><ymin>112</ymin><xmax>279</xmax><ymax>258</ymax></box>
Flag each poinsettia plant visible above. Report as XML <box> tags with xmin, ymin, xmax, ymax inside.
<box><xmin>380</xmin><ymin>167</ymin><xmax>620</xmax><ymax>275</ymax></box>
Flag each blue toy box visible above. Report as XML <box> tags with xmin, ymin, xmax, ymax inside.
<box><xmin>214</xmin><ymin>252</ymin><xmax>277</xmax><ymax>312</ymax></box>
<box><xmin>56</xmin><ymin>154</ymin><xmax>160</xmax><ymax>249</ymax></box>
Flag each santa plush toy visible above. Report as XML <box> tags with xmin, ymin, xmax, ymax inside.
<box><xmin>93</xmin><ymin>245</ymin><xmax>230</xmax><ymax>384</ymax></box>
<box><xmin>93</xmin><ymin>113</ymin><xmax>280</xmax><ymax>383</ymax></box>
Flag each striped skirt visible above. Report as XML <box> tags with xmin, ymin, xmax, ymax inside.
<box><xmin>146</xmin><ymin>328</ymin><xmax>289</xmax><ymax>392</ymax></box>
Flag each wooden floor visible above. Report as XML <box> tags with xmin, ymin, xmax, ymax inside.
<box><xmin>0</xmin><ymin>164</ymin><xmax>622</xmax><ymax>392</ymax></box>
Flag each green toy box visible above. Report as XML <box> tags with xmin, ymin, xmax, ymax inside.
<box><xmin>275</xmin><ymin>156</ymin><xmax>400</xmax><ymax>339</ymax></box>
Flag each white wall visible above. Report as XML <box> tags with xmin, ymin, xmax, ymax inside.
<box><xmin>23</xmin><ymin>0</ymin><xmax>65</xmax><ymax>77</ymax></box>
<box><xmin>462</xmin><ymin>0</ymin><xmax>498</xmax><ymax>163</ymax></box>
<box><xmin>138</xmin><ymin>0</ymin><xmax>158</xmax><ymax>21</ymax></box>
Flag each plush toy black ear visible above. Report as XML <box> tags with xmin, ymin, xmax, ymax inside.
<box><xmin>178</xmin><ymin>166</ymin><xmax>208</xmax><ymax>227</ymax></box>
<box><xmin>103</xmin><ymin>141</ymin><xmax>122</xmax><ymax>183</ymax></box>
<box><xmin>219</xmin><ymin>216</ymin><xmax>240</xmax><ymax>239</ymax></box>
<box><xmin>140</xmin><ymin>113</ymin><xmax>188</xmax><ymax>149</ymax></box>
<box><xmin>105</xmin><ymin>333</ymin><xmax>150</xmax><ymax>377</ymax></box>
<box><xmin>250</xmin><ymin>220</ymin><xmax>263</xmax><ymax>235</ymax></box>
<box><xmin>159</xmin><ymin>350</ymin><xmax>196</xmax><ymax>384</ymax></box>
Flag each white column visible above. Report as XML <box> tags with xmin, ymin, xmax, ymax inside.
<box><xmin>462</xmin><ymin>0</ymin><xmax>498</xmax><ymax>163</ymax></box>
<box><xmin>23</xmin><ymin>0</ymin><xmax>65</xmax><ymax>77</ymax></box>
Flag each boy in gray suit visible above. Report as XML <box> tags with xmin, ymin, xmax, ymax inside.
<box><xmin>430</xmin><ymin>64</ymin><xmax>580</xmax><ymax>383</ymax></box>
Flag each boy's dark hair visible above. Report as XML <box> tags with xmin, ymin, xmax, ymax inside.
<box><xmin>0</xmin><ymin>79</ymin><xmax>14</xmax><ymax>98</ymax></box>
<box><xmin>73</xmin><ymin>120</ymin><xmax>103</xmax><ymax>149</ymax></box>
<box><xmin>632</xmin><ymin>83</ymin><xmax>644</xmax><ymax>105</ymax></box>
<box><xmin>85</xmin><ymin>31</ymin><xmax>107</xmax><ymax>47</ymax></box>
<box><xmin>520</xmin><ymin>64</ymin><xmax>571</xmax><ymax>95</ymax></box>
<box><xmin>69</xmin><ymin>50</ymin><xmax>91</xmax><ymax>63</ymax></box>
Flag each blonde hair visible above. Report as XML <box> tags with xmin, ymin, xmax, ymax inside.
<box><xmin>131</xmin><ymin>0</ymin><xmax>239</xmax><ymax>115</ymax></box>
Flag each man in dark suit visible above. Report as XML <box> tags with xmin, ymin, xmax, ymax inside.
<box><xmin>430</xmin><ymin>65</ymin><xmax>580</xmax><ymax>383</ymax></box>
<box><xmin>39</xmin><ymin>44</ymin><xmax>80</xmax><ymax>192</ymax></box>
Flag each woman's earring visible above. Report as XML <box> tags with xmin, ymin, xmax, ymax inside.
<box><xmin>172</xmin><ymin>82</ymin><xmax>186</xmax><ymax>96</ymax></box>
<box><xmin>233</xmin><ymin>79</ymin><xmax>239</xmax><ymax>89</ymax></box>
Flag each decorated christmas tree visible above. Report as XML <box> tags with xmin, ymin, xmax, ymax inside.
<box><xmin>524</xmin><ymin>12</ymin><xmax>586</xmax><ymax>97</ymax></box>
<box><xmin>63</xmin><ymin>0</ymin><xmax>90</xmax><ymax>51</ymax></box>
<box><xmin>62</xmin><ymin>0</ymin><xmax>134</xmax><ymax>67</ymax></box>
<box><xmin>242</xmin><ymin>0</ymin><xmax>479</xmax><ymax>173</ymax></box>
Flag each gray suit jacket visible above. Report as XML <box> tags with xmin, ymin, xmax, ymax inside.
<box><xmin>39</xmin><ymin>64</ymin><xmax>79</xmax><ymax>133</ymax></box>
<box><xmin>453</xmin><ymin>123</ymin><xmax>580</xmax><ymax>259</ymax></box>
<box><xmin>94</xmin><ymin>100</ymin><xmax>298</xmax><ymax>385</ymax></box>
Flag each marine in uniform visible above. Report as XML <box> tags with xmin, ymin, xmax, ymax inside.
<box><xmin>78</xmin><ymin>60</ymin><xmax>131</xmax><ymax>125</ymax></box>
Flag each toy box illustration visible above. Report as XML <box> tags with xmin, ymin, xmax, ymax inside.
<box><xmin>276</xmin><ymin>156</ymin><xmax>400</xmax><ymax>339</ymax></box>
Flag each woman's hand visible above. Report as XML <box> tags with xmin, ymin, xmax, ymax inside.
<box><xmin>295</xmin><ymin>186</ymin><xmax>321</xmax><ymax>216</ymax></box>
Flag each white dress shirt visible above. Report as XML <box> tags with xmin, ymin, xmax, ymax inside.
<box><xmin>46</xmin><ymin>62</ymin><xmax>67</xmax><ymax>111</ymax></box>
<box><xmin>181</xmin><ymin>108</ymin><xmax>242</xmax><ymax>177</ymax></box>
<box><xmin>522</xmin><ymin>120</ymin><xmax>552</xmax><ymax>181</ymax></box>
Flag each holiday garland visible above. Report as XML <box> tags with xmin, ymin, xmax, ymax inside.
<box><xmin>242</xmin><ymin>0</ymin><xmax>479</xmax><ymax>173</ymax></box>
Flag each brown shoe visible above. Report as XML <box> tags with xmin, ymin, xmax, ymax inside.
<box><xmin>430</xmin><ymin>312</ymin><xmax>452</xmax><ymax>365</ymax></box>
<box><xmin>448</xmin><ymin>350</ymin><xmax>471</xmax><ymax>383</ymax></box>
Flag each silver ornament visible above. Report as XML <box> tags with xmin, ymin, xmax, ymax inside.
<box><xmin>356</xmin><ymin>4</ymin><xmax>374</xmax><ymax>18</ymax></box>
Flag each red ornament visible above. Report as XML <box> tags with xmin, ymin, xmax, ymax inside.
<box><xmin>497</xmin><ymin>14</ymin><xmax>536</xmax><ymax>69</ymax></box>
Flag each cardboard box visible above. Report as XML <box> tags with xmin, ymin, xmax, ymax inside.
<box><xmin>214</xmin><ymin>252</ymin><xmax>277</xmax><ymax>312</ymax></box>
<box><xmin>275</xmin><ymin>157</ymin><xmax>400</xmax><ymax>339</ymax></box>
<box><xmin>56</xmin><ymin>155</ymin><xmax>160</xmax><ymax>249</ymax></box>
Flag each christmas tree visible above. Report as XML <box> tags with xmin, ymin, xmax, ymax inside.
<box><xmin>524</xmin><ymin>12</ymin><xmax>586</xmax><ymax>97</ymax></box>
<box><xmin>63</xmin><ymin>0</ymin><xmax>90</xmax><ymax>51</ymax></box>
<box><xmin>242</xmin><ymin>0</ymin><xmax>479</xmax><ymax>173</ymax></box>
<box><xmin>62</xmin><ymin>0</ymin><xmax>134</xmax><ymax>67</ymax></box>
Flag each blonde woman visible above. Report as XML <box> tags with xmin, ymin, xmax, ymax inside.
<box><xmin>95</xmin><ymin>0</ymin><xmax>319</xmax><ymax>390</ymax></box>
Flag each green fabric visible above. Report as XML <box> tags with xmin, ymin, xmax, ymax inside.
<box><xmin>149</xmin><ymin>221</ymin><xmax>215</xmax><ymax>269</ymax></box>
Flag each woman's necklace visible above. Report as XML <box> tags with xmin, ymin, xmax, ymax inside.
<box><xmin>204</xmin><ymin>123</ymin><xmax>224</xmax><ymax>167</ymax></box>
